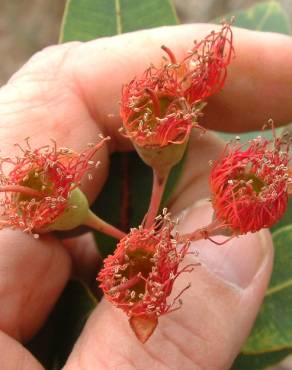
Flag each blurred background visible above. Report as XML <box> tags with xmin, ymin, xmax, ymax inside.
<box><xmin>0</xmin><ymin>1</ymin><xmax>291</xmax><ymax>369</ymax></box>
<box><xmin>0</xmin><ymin>0</ymin><xmax>291</xmax><ymax>85</ymax></box>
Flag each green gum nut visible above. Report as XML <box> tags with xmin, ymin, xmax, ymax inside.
<box><xmin>48</xmin><ymin>188</ymin><xmax>89</xmax><ymax>231</ymax></box>
<box><xmin>135</xmin><ymin>140</ymin><xmax>188</xmax><ymax>174</ymax></box>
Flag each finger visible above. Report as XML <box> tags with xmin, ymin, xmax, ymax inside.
<box><xmin>0</xmin><ymin>41</ymin><xmax>109</xmax><ymax>203</ymax></box>
<box><xmin>0</xmin><ymin>330</ymin><xmax>44</xmax><ymax>370</ymax></box>
<box><xmin>78</xmin><ymin>25</ymin><xmax>292</xmax><ymax>133</ymax></box>
<box><xmin>0</xmin><ymin>229</ymin><xmax>71</xmax><ymax>341</ymax></box>
<box><xmin>1</xmin><ymin>25</ymin><xmax>291</xmax><ymax>174</ymax></box>
<box><xmin>0</xmin><ymin>42</ymin><xmax>106</xmax><ymax>341</ymax></box>
<box><xmin>62</xmin><ymin>233</ymin><xmax>101</xmax><ymax>285</ymax></box>
<box><xmin>64</xmin><ymin>204</ymin><xmax>273</xmax><ymax>370</ymax></box>
<box><xmin>0</xmin><ymin>42</ymin><xmax>108</xmax><ymax>341</ymax></box>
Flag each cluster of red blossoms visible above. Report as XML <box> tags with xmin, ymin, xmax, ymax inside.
<box><xmin>0</xmin><ymin>23</ymin><xmax>291</xmax><ymax>343</ymax></box>
<box><xmin>120</xmin><ymin>23</ymin><xmax>233</xmax><ymax>149</ymax></box>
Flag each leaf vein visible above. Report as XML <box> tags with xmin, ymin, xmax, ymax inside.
<box><xmin>266</xmin><ymin>279</ymin><xmax>292</xmax><ymax>297</ymax></box>
<box><xmin>115</xmin><ymin>0</ymin><xmax>122</xmax><ymax>34</ymax></box>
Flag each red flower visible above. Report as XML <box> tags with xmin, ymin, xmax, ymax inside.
<box><xmin>120</xmin><ymin>23</ymin><xmax>233</xmax><ymax>149</ymax></box>
<box><xmin>120</xmin><ymin>63</ymin><xmax>199</xmax><ymax>148</ymax></box>
<box><xmin>183</xmin><ymin>22</ymin><xmax>234</xmax><ymax>104</ymax></box>
<box><xmin>0</xmin><ymin>137</ymin><xmax>108</xmax><ymax>234</ymax></box>
<box><xmin>97</xmin><ymin>211</ymin><xmax>195</xmax><ymax>343</ymax></box>
<box><xmin>209</xmin><ymin>135</ymin><xmax>291</xmax><ymax>235</ymax></box>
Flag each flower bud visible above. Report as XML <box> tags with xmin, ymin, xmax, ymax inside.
<box><xmin>134</xmin><ymin>140</ymin><xmax>188</xmax><ymax>173</ymax></box>
<box><xmin>47</xmin><ymin>188</ymin><xmax>89</xmax><ymax>231</ymax></box>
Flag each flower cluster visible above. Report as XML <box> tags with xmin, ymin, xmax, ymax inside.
<box><xmin>3</xmin><ymin>22</ymin><xmax>292</xmax><ymax>346</ymax></box>
<box><xmin>120</xmin><ymin>23</ymin><xmax>234</xmax><ymax>152</ymax></box>
<box><xmin>97</xmin><ymin>24</ymin><xmax>235</xmax><ymax>339</ymax></box>
<box><xmin>209</xmin><ymin>134</ymin><xmax>291</xmax><ymax>235</ymax></box>
<box><xmin>0</xmin><ymin>137</ymin><xmax>108</xmax><ymax>234</ymax></box>
<box><xmin>98</xmin><ymin>210</ymin><xmax>195</xmax><ymax>342</ymax></box>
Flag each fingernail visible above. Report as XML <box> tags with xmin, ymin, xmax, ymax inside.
<box><xmin>177</xmin><ymin>202</ymin><xmax>272</xmax><ymax>289</ymax></box>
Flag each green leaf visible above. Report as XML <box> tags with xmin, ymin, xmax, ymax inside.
<box><xmin>91</xmin><ymin>152</ymin><xmax>152</xmax><ymax>257</ymax></box>
<box><xmin>218</xmin><ymin>0</ymin><xmax>291</xmax><ymax>34</ymax></box>
<box><xmin>26</xmin><ymin>279</ymin><xmax>97</xmax><ymax>370</ymax></box>
<box><xmin>91</xmin><ymin>153</ymin><xmax>127</xmax><ymax>256</ymax></box>
<box><xmin>271</xmin><ymin>199</ymin><xmax>292</xmax><ymax>232</ymax></box>
<box><xmin>215</xmin><ymin>1</ymin><xmax>292</xmax><ymax>141</ymax></box>
<box><xmin>235</xmin><ymin>0</ymin><xmax>291</xmax><ymax>34</ymax></box>
<box><xmin>232</xmin><ymin>349</ymin><xmax>292</xmax><ymax>370</ymax></box>
<box><xmin>116</xmin><ymin>0</ymin><xmax>178</xmax><ymax>33</ymax></box>
<box><xmin>93</xmin><ymin>150</ymin><xmax>186</xmax><ymax>258</ymax></box>
<box><xmin>216</xmin><ymin>3</ymin><xmax>292</xmax><ymax>368</ymax></box>
<box><xmin>60</xmin><ymin>0</ymin><xmax>178</xmax><ymax>42</ymax></box>
<box><xmin>217</xmin><ymin>129</ymin><xmax>275</xmax><ymax>143</ymax></box>
<box><xmin>242</xmin><ymin>226</ymin><xmax>292</xmax><ymax>354</ymax></box>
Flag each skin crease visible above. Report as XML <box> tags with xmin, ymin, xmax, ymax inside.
<box><xmin>0</xmin><ymin>24</ymin><xmax>291</xmax><ymax>369</ymax></box>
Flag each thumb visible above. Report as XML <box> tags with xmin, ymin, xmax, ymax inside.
<box><xmin>64</xmin><ymin>203</ymin><xmax>273</xmax><ymax>370</ymax></box>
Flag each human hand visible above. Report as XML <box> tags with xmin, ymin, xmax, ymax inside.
<box><xmin>0</xmin><ymin>24</ymin><xmax>292</xmax><ymax>369</ymax></box>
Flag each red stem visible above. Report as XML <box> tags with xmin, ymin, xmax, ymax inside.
<box><xmin>84</xmin><ymin>210</ymin><xmax>126</xmax><ymax>240</ymax></box>
<box><xmin>145</xmin><ymin>169</ymin><xmax>169</xmax><ymax>228</ymax></box>
<box><xmin>120</xmin><ymin>153</ymin><xmax>130</xmax><ymax>231</ymax></box>
<box><xmin>179</xmin><ymin>219</ymin><xmax>232</xmax><ymax>245</ymax></box>
<box><xmin>0</xmin><ymin>185</ymin><xmax>42</xmax><ymax>198</ymax></box>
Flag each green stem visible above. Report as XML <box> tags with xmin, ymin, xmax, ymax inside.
<box><xmin>84</xmin><ymin>210</ymin><xmax>126</xmax><ymax>240</ymax></box>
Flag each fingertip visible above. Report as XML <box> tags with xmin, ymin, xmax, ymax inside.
<box><xmin>62</xmin><ymin>232</ymin><xmax>101</xmax><ymax>285</ymax></box>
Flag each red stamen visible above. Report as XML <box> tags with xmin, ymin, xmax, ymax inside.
<box><xmin>0</xmin><ymin>185</ymin><xmax>42</xmax><ymax>198</ymax></box>
<box><xmin>145</xmin><ymin>88</ymin><xmax>161</xmax><ymax>117</ymax></box>
<box><xmin>161</xmin><ymin>45</ymin><xmax>177</xmax><ymax>64</ymax></box>
<box><xmin>112</xmin><ymin>274</ymin><xmax>142</xmax><ymax>293</ymax></box>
